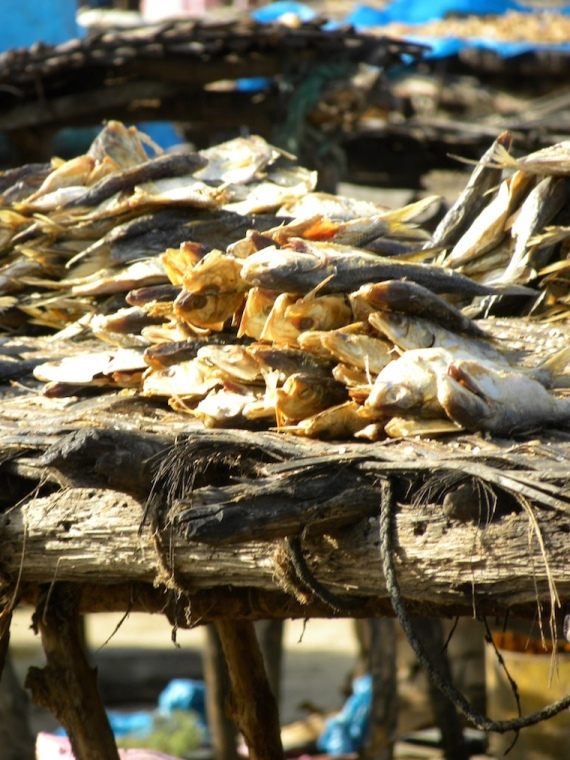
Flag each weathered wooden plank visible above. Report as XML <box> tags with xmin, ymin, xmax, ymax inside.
<box><xmin>1</xmin><ymin>477</ymin><xmax>570</xmax><ymax>620</ymax></box>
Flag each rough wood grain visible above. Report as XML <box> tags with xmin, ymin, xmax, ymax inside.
<box><xmin>216</xmin><ymin>619</ymin><xmax>284</xmax><ymax>760</ymax></box>
<box><xmin>24</xmin><ymin>584</ymin><xmax>120</xmax><ymax>760</ymax></box>
<box><xmin>1</xmin><ymin>472</ymin><xmax>569</xmax><ymax>622</ymax></box>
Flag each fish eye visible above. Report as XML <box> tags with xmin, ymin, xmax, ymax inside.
<box><xmin>383</xmin><ymin>386</ymin><xmax>413</xmax><ymax>407</ymax></box>
<box><xmin>298</xmin><ymin>317</ymin><xmax>314</xmax><ymax>331</ymax></box>
<box><xmin>186</xmin><ymin>294</ymin><xmax>208</xmax><ymax>309</ymax></box>
<box><xmin>298</xmin><ymin>386</ymin><xmax>313</xmax><ymax>399</ymax></box>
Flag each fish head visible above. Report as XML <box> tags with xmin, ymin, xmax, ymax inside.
<box><xmin>182</xmin><ymin>250</ymin><xmax>244</xmax><ymax>293</ymax></box>
<box><xmin>367</xmin><ymin>380</ymin><xmax>421</xmax><ymax>412</ymax></box>
<box><xmin>161</xmin><ymin>242</ymin><xmax>208</xmax><ymax>285</ymax></box>
<box><xmin>174</xmin><ymin>287</ymin><xmax>244</xmax><ymax>330</ymax></box>
<box><xmin>369</xmin><ymin>310</ymin><xmax>432</xmax><ymax>350</ymax></box>
<box><xmin>436</xmin><ymin>363</ymin><xmax>493</xmax><ymax>429</ymax></box>
<box><xmin>285</xmin><ymin>295</ymin><xmax>352</xmax><ymax>332</ymax></box>
<box><xmin>276</xmin><ymin>372</ymin><xmax>346</xmax><ymax>424</ymax></box>
<box><xmin>237</xmin><ymin>287</ymin><xmax>277</xmax><ymax>339</ymax></box>
<box><xmin>353</xmin><ymin>281</ymin><xmax>399</xmax><ymax>310</ymax></box>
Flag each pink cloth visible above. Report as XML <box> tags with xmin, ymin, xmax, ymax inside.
<box><xmin>36</xmin><ymin>732</ymin><xmax>183</xmax><ymax>760</ymax></box>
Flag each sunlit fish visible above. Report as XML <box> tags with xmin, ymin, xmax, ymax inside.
<box><xmin>428</xmin><ymin>131</ymin><xmax>513</xmax><ymax>249</ymax></box>
<box><xmin>275</xmin><ymin>372</ymin><xmax>347</xmax><ymax>425</ymax></box>
<box><xmin>195</xmin><ymin>135</ymin><xmax>282</xmax><ymax>185</ymax></box>
<box><xmin>61</xmin><ymin>152</ymin><xmax>208</xmax><ymax>210</ymax></box>
<box><xmin>237</xmin><ymin>288</ymin><xmax>278</xmax><ymax>340</ymax></box>
<box><xmin>368</xmin><ymin>310</ymin><xmax>506</xmax><ymax>362</ymax></box>
<box><xmin>355</xmin><ymin>280</ymin><xmax>487</xmax><ymax>337</ymax></box>
<box><xmin>141</xmin><ymin>358</ymin><xmax>218</xmax><ymax>400</ymax></box>
<box><xmin>241</xmin><ymin>239</ymin><xmax>501</xmax><ymax>297</ymax></box>
<box><xmin>438</xmin><ymin>359</ymin><xmax>570</xmax><ymax>435</ymax></box>
<box><xmin>175</xmin><ymin>250</ymin><xmax>246</xmax><ymax>330</ymax></box>
<box><xmin>320</xmin><ymin>330</ymin><xmax>392</xmax><ymax>374</ymax></box>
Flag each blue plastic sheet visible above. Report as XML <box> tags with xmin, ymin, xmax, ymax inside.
<box><xmin>316</xmin><ymin>674</ymin><xmax>373</xmax><ymax>756</ymax></box>
<box><xmin>252</xmin><ymin>1</ymin><xmax>317</xmax><ymax>23</ymax></box>
<box><xmin>345</xmin><ymin>0</ymin><xmax>570</xmax><ymax>58</ymax></box>
<box><xmin>252</xmin><ymin>0</ymin><xmax>570</xmax><ymax>60</ymax></box>
<box><xmin>2</xmin><ymin>0</ymin><xmax>81</xmax><ymax>52</ymax></box>
<box><xmin>345</xmin><ymin>0</ymin><xmax>530</xmax><ymax>27</ymax></box>
<box><xmin>56</xmin><ymin>679</ymin><xmax>208</xmax><ymax>743</ymax></box>
<box><xmin>158</xmin><ymin>679</ymin><xmax>206</xmax><ymax>720</ymax></box>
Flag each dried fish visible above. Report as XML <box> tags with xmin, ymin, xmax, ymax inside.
<box><xmin>196</xmin><ymin>344</ymin><xmax>261</xmax><ymax>383</ymax></box>
<box><xmin>241</xmin><ymin>239</ymin><xmax>504</xmax><ymax>297</ymax></box>
<box><xmin>355</xmin><ymin>280</ymin><xmax>487</xmax><ymax>337</ymax></box>
<box><xmin>250</xmin><ymin>344</ymin><xmax>334</xmax><ymax>379</ymax></box>
<box><xmin>278</xmin><ymin>191</ymin><xmax>389</xmax><ymax>221</ymax></box>
<box><xmin>439</xmin><ymin>359</ymin><xmax>570</xmax><ymax>435</ymax></box>
<box><xmin>191</xmin><ymin>387</ymin><xmax>257</xmax><ymax>428</ymax></box>
<box><xmin>259</xmin><ymin>293</ymin><xmax>301</xmax><ymax>345</ymax></box>
<box><xmin>61</xmin><ymin>152</ymin><xmax>208</xmax><ymax>211</ymax></box>
<box><xmin>368</xmin><ymin>310</ymin><xmax>506</xmax><ymax>362</ymax></box>
<box><xmin>279</xmin><ymin>400</ymin><xmax>371</xmax><ymax>438</ymax></box>
<box><xmin>195</xmin><ymin>135</ymin><xmax>281</xmax><ymax>185</ymax></box>
<box><xmin>87</xmin><ymin>120</ymin><xmax>151</xmax><ymax>168</ymax></box>
<box><xmin>175</xmin><ymin>250</ymin><xmax>247</xmax><ymax>330</ymax></box>
<box><xmin>429</xmin><ymin>131</ymin><xmax>513</xmax><ymax>249</ymax></box>
<box><xmin>495</xmin><ymin>176</ymin><xmax>570</xmax><ymax>284</ymax></box>
<box><xmin>275</xmin><ymin>372</ymin><xmax>347</xmax><ymax>425</ymax></box>
<box><xmin>320</xmin><ymin>330</ymin><xmax>392</xmax><ymax>374</ymax></box>
<box><xmin>285</xmin><ymin>293</ymin><xmax>352</xmax><ymax>333</ymax></box>
<box><xmin>237</xmin><ymin>287</ymin><xmax>278</xmax><ymax>340</ymax></box>
<box><xmin>141</xmin><ymin>358</ymin><xmax>218</xmax><ymax>399</ymax></box>
<box><xmin>223</xmin><ymin>165</ymin><xmax>317</xmax><ymax>215</ymax></box>
<box><xmin>486</xmin><ymin>140</ymin><xmax>570</xmax><ymax>177</ymax></box>
<box><xmin>445</xmin><ymin>170</ymin><xmax>533</xmax><ymax>268</ymax></box>
<box><xmin>24</xmin><ymin>155</ymin><xmax>96</xmax><ymax>203</ymax></box>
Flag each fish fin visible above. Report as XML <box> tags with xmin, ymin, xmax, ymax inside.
<box><xmin>380</xmin><ymin>195</ymin><xmax>441</xmax><ymax>225</ymax></box>
<box><xmin>299</xmin><ymin>273</ymin><xmax>336</xmax><ymax>302</ymax></box>
<box><xmin>537</xmin><ymin>346</ymin><xmax>570</xmax><ymax>383</ymax></box>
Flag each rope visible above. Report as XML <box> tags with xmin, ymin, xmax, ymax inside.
<box><xmin>378</xmin><ymin>477</ymin><xmax>570</xmax><ymax>734</ymax></box>
<box><xmin>285</xmin><ymin>535</ymin><xmax>361</xmax><ymax>613</ymax></box>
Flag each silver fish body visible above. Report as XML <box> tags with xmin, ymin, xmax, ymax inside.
<box><xmin>241</xmin><ymin>240</ymin><xmax>501</xmax><ymax>297</ymax></box>
<box><xmin>438</xmin><ymin>359</ymin><xmax>570</xmax><ymax>435</ymax></box>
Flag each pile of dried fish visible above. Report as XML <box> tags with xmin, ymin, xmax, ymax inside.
<box><xmin>379</xmin><ymin>10</ymin><xmax>570</xmax><ymax>45</ymax></box>
<box><xmin>3</xmin><ymin>121</ymin><xmax>570</xmax><ymax>440</ymax></box>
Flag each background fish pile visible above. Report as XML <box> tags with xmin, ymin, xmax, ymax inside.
<box><xmin>3</xmin><ymin>121</ymin><xmax>570</xmax><ymax>439</ymax></box>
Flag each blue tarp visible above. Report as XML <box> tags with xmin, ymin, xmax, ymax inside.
<box><xmin>316</xmin><ymin>674</ymin><xmax>373</xmax><ymax>755</ymax></box>
<box><xmin>346</xmin><ymin>0</ymin><xmax>531</xmax><ymax>27</ymax></box>
<box><xmin>2</xmin><ymin>0</ymin><xmax>81</xmax><ymax>52</ymax></box>
<box><xmin>345</xmin><ymin>0</ymin><xmax>570</xmax><ymax>58</ymax></box>
<box><xmin>253</xmin><ymin>0</ymin><xmax>570</xmax><ymax>60</ymax></box>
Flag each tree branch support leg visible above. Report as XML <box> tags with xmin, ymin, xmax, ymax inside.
<box><xmin>24</xmin><ymin>583</ymin><xmax>120</xmax><ymax>760</ymax></box>
<box><xmin>215</xmin><ymin>618</ymin><xmax>284</xmax><ymax>760</ymax></box>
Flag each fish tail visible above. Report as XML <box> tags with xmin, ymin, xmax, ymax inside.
<box><xmin>538</xmin><ymin>345</ymin><xmax>570</xmax><ymax>381</ymax></box>
<box><xmin>487</xmin><ymin>143</ymin><xmax>519</xmax><ymax>171</ymax></box>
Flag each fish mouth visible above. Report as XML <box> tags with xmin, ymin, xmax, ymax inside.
<box><xmin>447</xmin><ymin>363</ymin><xmax>486</xmax><ymax>400</ymax></box>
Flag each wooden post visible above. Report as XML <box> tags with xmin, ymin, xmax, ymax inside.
<box><xmin>415</xmin><ymin>618</ymin><xmax>470</xmax><ymax>760</ymax></box>
<box><xmin>362</xmin><ymin>618</ymin><xmax>397</xmax><ymax>760</ymax></box>
<box><xmin>0</xmin><ymin>653</ymin><xmax>35</xmax><ymax>760</ymax></box>
<box><xmin>215</xmin><ymin>619</ymin><xmax>284</xmax><ymax>760</ymax></box>
<box><xmin>204</xmin><ymin>624</ymin><xmax>239</xmax><ymax>760</ymax></box>
<box><xmin>255</xmin><ymin>619</ymin><xmax>284</xmax><ymax>706</ymax></box>
<box><xmin>25</xmin><ymin>583</ymin><xmax>120</xmax><ymax>760</ymax></box>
